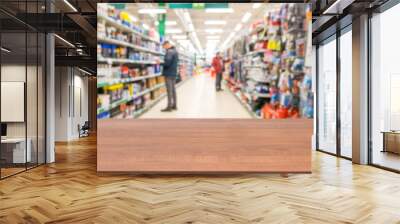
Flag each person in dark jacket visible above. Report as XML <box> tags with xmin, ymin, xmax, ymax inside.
<box><xmin>160</xmin><ymin>41</ymin><xmax>179</xmax><ymax>112</ymax></box>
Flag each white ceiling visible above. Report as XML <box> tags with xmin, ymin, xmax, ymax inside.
<box><xmin>125</xmin><ymin>3</ymin><xmax>282</xmax><ymax>55</ymax></box>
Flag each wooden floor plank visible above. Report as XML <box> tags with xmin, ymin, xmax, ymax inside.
<box><xmin>97</xmin><ymin>119</ymin><xmax>312</xmax><ymax>173</ymax></box>
<box><xmin>1</xmin><ymin>136</ymin><xmax>400</xmax><ymax>223</ymax></box>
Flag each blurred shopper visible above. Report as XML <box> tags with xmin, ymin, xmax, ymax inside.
<box><xmin>160</xmin><ymin>40</ymin><xmax>179</xmax><ymax>112</ymax></box>
<box><xmin>212</xmin><ymin>52</ymin><xmax>223</xmax><ymax>91</ymax></box>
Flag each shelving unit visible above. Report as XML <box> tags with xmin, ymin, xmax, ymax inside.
<box><xmin>176</xmin><ymin>51</ymin><xmax>194</xmax><ymax>83</ymax></box>
<box><xmin>224</xmin><ymin>3</ymin><xmax>313</xmax><ymax>119</ymax></box>
<box><xmin>97</xmin><ymin>13</ymin><xmax>160</xmax><ymax>44</ymax></box>
<box><xmin>98</xmin><ymin>36</ymin><xmax>164</xmax><ymax>55</ymax></box>
<box><xmin>97</xmin><ymin>4</ymin><xmax>166</xmax><ymax>119</ymax></box>
<box><xmin>97</xmin><ymin>83</ymin><xmax>164</xmax><ymax>115</ymax></box>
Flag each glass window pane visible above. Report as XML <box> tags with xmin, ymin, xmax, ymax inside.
<box><xmin>38</xmin><ymin>33</ymin><xmax>45</xmax><ymax>165</ymax></box>
<box><xmin>340</xmin><ymin>29</ymin><xmax>352</xmax><ymax>158</ymax></box>
<box><xmin>27</xmin><ymin>31</ymin><xmax>38</xmax><ymax>169</ymax></box>
<box><xmin>371</xmin><ymin>4</ymin><xmax>400</xmax><ymax>171</ymax></box>
<box><xmin>1</xmin><ymin>31</ymin><xmax>27</xmax><ymax>177</ymax></box>
<box><xmin>318</xmin><ymin>37</ymin><xmax>337</xmax><ymax>154</ymax></box>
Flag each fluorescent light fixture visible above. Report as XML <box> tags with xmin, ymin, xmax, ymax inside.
<box><xmin>234</xmin><ymin>23</ymin><xmax>242</xmax><ymax>32</ymax></box>
<box><xmin>207</xmin><ymin>39</ymin><xmax>219</xmax><ymax>42</ymax></box>
<box><xmin>78</xmin><ymin>67</ymin><xmax>92</xmax><ymax>76</ymax></box>
<box><xmin>241</xmin><ymin>12</ymin><xmax>252</xmax><ymax>23</ymax></box>
<box><xmin>188</xmin><ymin>23</ymin><xmax>194</xmax><ymax>31</ymax></box>
<box><xmin>142</xmin><ymin>24</ymin><xmax>150</xmax><ymax>30</ymax></box>
<box><xmin>205</xmin><ymin>29</ymin><xmax>223</xmax><ymax>33</ymax></box>
<box><xmin>253</xmin><ymin>3</ymin><xmax>262</xmax><ymax>9</ymax></box>
<box><xmin>206</xmin><ymin>36</ymin><xmax>220</xmax><ymax>39</ymax></box>
<box><xmin>205</xmin><ymin>8</ymin><xmax>234</xmax><ymax>13</ymax></box>
<box><xmin>166</xmin><ymin>20</ymin><xmax>177</xmax><ymax>26</ymax></box>
<box><xmin>1</xmin><ymin>47</ymin><xmax>11</xmax><ymax>53</ymax></box>
<box><xmin>138</xmin><ymin>8</ymin><xmax>167</xmax><ymax>14</ymax></box>
<box><xmin>166</xmin><ymin>29</ymin><xmax>183</xmax><ymax>34</ymax></box>
<box><xmin>204</xmin><ymin>20</ymin><xmax>227</xmax><ymax>25</ymax></box>
<box><xmin>54</xmin><ymin>34</ymin><xmax>75</xmax><ymax>48</ymax></box>
<box><xmin>178</xmin><ymin>39</ymin><xmax>190</xmax><ymax>42</ymax></box>
<box><xmin>63</xmin><ymin>0</ymin><xmax>78</xmax><ymax>12</ymax></box>
<box><xmin>323</xmin><ymin>0</ymin><xmax>355</xmax><ymax>15</ymax></box>
<box><xmin>172</xmin><ymin>35</ymin><xmax>187</xmax><ymax>40</ymax></box>
<box><xmin>183</xmin><ymin>12</ymin><xmax>191</xmax><ymax>22</ymax></box>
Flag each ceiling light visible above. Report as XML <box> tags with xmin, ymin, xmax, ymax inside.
<box><xmin>323</xmin><ymin>0</ymin><xmax>352</xmax><ymax>15</ymax></box>
<box><xmin>166</xmin><ymin>29</ymin><xmax>183</xmax><ymax>34</ymax></box>
<box><xmin>166</xmin><ymin>20</ymin><xmax>177</xmax><ymax>26</ymax></box>
<box><xmin>143</xmin><ymin>24</ymin><xmax>150</xmax><ymax>30</ymax></box>
<box><xmin>241</xmin><ymin>12</ymin><xmax>252</xmax><ymax>23</ymax></box>
<box><xmin>1</xmin><ymin>47</ymin><xmax>11</xmax><ymax>53</ymax></box>
<box><xmin>204</xmin><ymin>20</ymin><xmax>227</xmax><ymax>25</ymax></box>
<box><xmin>205</xmin><ymin>8</ymin><xmax>234</xmax><ymax>13</ymax></box>
<box><xmin>234</xmin><ymin>24</ymin><xmax>242</xmax><ymax>32</ymax></box>
<box><xmin>205</xmin><ymin>29</ymin><xmax>223</xmax><ymax>33</ymax></box>
<box><xmin>54</xmin><ymin>34</ymin><xmax>75</xmax><ymax>48</ymax></box>
<box><xmin>188</xmin><ymin>23</ymin><xmax>194</xmax><ymax>31</ymax></box>
<box><xmin>253</xmin><ymin>3</ymin><xmax>262</xmax><ymax>9</ymax></box>
<box><xmin>206</xmin><ymin>36</ymin><xmax>220</xmax><ymax>39</ymax></box>
<box><xmin>138</xmin><ymin>8</ymin><xmax>167</xmax><ymax>14</ymax></box>
<box><xmin>78</xmin><ymin>67</ymin><xmax>92</xmax><ymax>76</ymax></box>
<box><xmin>63</xmin><ymin>0</ymin><xmax>78</xmax><ymax>12</ymax></box>
<box><xmin>183</xmin><ymin>12</ymin><xmax>191</xmax><ymax>22</ymax></box>
<box><xmin>172</xmin><ymin>35</ymin><xmax>187</xmax><ymax>40</ymax></box>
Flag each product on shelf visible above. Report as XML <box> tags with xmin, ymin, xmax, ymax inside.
<box><xmin>224</xmin><ymin>3</ymin><xmax>312</xmax><ymax>119</ymax></box>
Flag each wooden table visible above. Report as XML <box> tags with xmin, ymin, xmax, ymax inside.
<box><xmin>381</xmin><ymin>131</ymin><xmax>400</xmax><ymax>154</ymax></box>
<box><xmin>97</xmin><ymin>119</ymin><xmax>312</xmax><ymax>173</ymax></box>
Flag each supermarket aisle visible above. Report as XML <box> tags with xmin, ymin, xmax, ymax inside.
<box><xmin>141</xmin><ymin>73</ymin><xmax>252</xmax><ymax>118</ymax></box>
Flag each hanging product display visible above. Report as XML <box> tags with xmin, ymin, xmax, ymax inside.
<box><xmin>225</xmin><ymin>3</ymin><xmax>313</xmax><ymax>119</ymax></box>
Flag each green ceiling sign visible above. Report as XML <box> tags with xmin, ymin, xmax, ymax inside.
<box><xmin>169</xmin><ymin>3</ymin><xmax>192</xmax><ymax>9</ymax></box>
<box><xmin>193</xmin><ymin>3</ymin><xmax>205</xmax><ymax>9</ymax></box>
<box><xmin>168</xmin><ymin>3</ymin><xmax>228</xmax><ymax>9</ymax></box>
<box><xmin>110</xmin><ymin>3</ymin><xmax>125</xmax><ymax>9</ymax></box>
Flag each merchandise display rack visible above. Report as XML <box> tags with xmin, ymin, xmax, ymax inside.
<box><xmin>176</xmin><ymin>50</ymin><xmax>195</xmax><ymax>83</ymax></box>
<box><xmin>97</xmin><ymin>4</ymin><xmax>195</xmax><ymax>119</ymax></box>
<box><xmin>97</xmin><ymin>4</ymin><xmax>166</xmax><ymax>119</ymax></box>
<box><xmin>225</xmin><ymin>3</ymin><xmax>313</xmax><ymax>119</ymax></box>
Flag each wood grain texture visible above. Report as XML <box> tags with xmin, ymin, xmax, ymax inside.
<box><xmin>1</xmin><ymin>135</ymin><xmax>400</xmax><ymax>223</ymax></box>
<box><xmin>97</xmin><ymin>119</ymin><xmax>312</xmax><ymax>173</ymax></box>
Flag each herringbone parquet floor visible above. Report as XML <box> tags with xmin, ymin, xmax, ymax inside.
<box><xmin>1</xmin><ymin>135</ymin><xmax>400</xmax><ymax>224</ymax></box>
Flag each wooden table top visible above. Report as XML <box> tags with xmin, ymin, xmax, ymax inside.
<box><xmin>97</xmin><ymin>119</ymin><xmax>313</xmax><ymax>173</ymax></box>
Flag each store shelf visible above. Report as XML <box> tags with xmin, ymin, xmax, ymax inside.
<box><xmin>98</xmin><ymin>13</ymin><xmax>160</xmax><ymax>43</ymax></box>
<box><xmin>224</xmin><ymin>82</ymin><xmax>259</xmax><ymax>119</ymax></box>
<box><xmin>244</xmin><ymin>49</ymin><xmax>268</xmax><ymax>57</ymax></box>
<box><xmin>133</xmin><ymin>76</ymin><xmax>192</xmax><ymax>118</ymax></box>
<box><xmin>98</xmin><ymin>57</ymin><xmax>162</xmax><ymax>65</ymax></box>
<box><xmin>243</xmin><ymin>65</ymin><xmax>267</xmax><ymax>69</ymax></box>
<box><xmin>97</xmin><ymin>73</ymin><xmax>162</xmax><ymax>88</ymax></box>
<box><xmin>98</xmin><ymin>36</ymin><xmax>164</xmax><ymax>55</ymax></box>
<box><xmin>97</xmin><ymin>83</ymin><xmax>165</xmax><ymax>114</ymax></box>
<box><xmin>247</xmin><ymin>77</ymin><xmax>270</xmax><ymax>83</ymax></box>
<box><xmin>252</xmin><ymin>92</ymin><xmax>270</xmax><ymax>98</ymax></box>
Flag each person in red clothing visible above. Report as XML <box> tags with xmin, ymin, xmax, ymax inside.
<box><xmin>211</xmin><ymin>52</ymin><xmax>223</xmax><ymax>91</ymax></box>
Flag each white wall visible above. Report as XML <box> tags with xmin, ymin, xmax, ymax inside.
<box><xmin>55</xmin><ymin>67</ymin><xmax>89</xmax><ymax>141</ymax></box>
